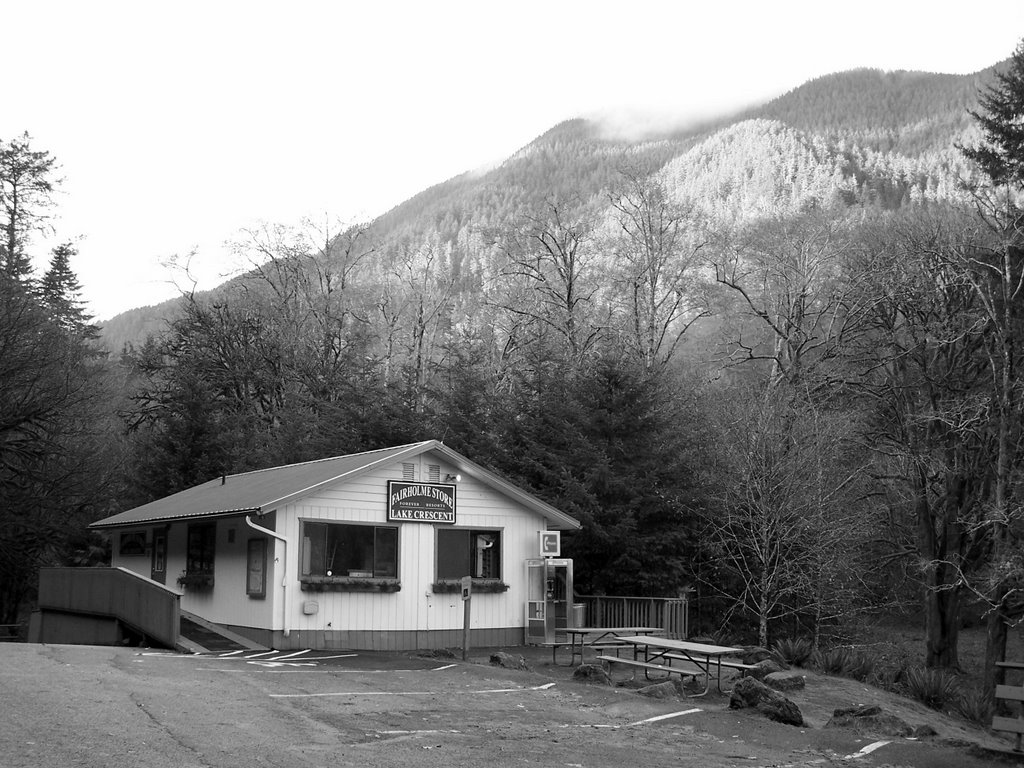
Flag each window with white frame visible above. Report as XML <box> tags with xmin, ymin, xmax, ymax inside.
<box><xmin>301</xmin><ymin>522</ymin><xmax>398</xmax><ymax>579</ymax></box>
<box><xmin>436</xmin><ymin>528</ymin><xmax>501</xmax><ymax>580</ymax></box>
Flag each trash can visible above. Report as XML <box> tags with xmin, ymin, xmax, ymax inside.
<box><xmin>572</xmin><ymin>603</ymin><xmax>586</xmax><ymax>627</ymax></box>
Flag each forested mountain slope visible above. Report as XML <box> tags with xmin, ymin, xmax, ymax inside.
<box><xmin>99</xmin><ymin>60</ymin><xmax>1000</xmax><ymax>352</ymax></box>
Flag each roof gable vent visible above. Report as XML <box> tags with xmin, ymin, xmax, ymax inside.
<box><xmin>402</xmin><ymin>462</ymin><xmax>415</xmax><ymax>480</ymax></box>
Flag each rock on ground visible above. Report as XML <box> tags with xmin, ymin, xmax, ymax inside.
<box><xmin>572</xmin><ymin>663</ymin><xmax>612</xmax><ymax>685</ymax></box>
<box><xmin>489</xmin><ymin>651</ymin><xmax>530</xmax><ymax>671</ymax></box>
<box><xmin>637</xmin><ymin>681</ymin><xmax>678</xmax><ymax>699</ymax></box>
<box><xmin>740</xmin><ymin>646</ymin><xmax>773</xmax><ymax>664</ymax></box>
<box><xmin>748</xmin><ymin>658</ymin><xmax>788</xmax><ymax>679</ymax></box>
<box><xmin>764</xmin><ymin>671</ymin><xmax>805</xmax><ymax>691</ymax></box>
<box><xmin>729</xmin><ymin>676</ymin><xmax>804</xmax><ymax>727</ymax></box>
<box><xmin>826</xmin><ymin>704</ymin><xmax>936</xmax><ymax>738</ymax></box>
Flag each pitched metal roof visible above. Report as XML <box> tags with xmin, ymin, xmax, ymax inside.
<box><xmin>91</xmin><ymin>440</ymin><xmax>581</xmax><ymax>530</ymax></box>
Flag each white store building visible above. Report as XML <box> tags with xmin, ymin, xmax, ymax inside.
<box><xmin>89</xmin><ymin>440</ymin><xmax>581</xmax><ymax>650</ymax></box>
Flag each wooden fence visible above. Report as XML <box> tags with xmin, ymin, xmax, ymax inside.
<box><xmin>575</xmin><ymin>594</ymin><xmax>689</xmax><ymax>639</ymax></box>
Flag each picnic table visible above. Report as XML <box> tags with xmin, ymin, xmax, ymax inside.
<box><xmin>561</xmin><ymin>626</ymin><xmax>663</xmax><ymax>666</ymax></box>
<box><xmin>605</xmin><ymin>635</ymin><xmax>748</xmax><ymax>696</ymax></box>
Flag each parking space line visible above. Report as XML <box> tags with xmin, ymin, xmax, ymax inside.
<box><xmin>270</xmin><ymin>682</ymin><xmax>557</xmax><ymax>698</ymax></box>
<box><xmin>627</xmin><ymin>708</ymin><xmax>702</xmax><ymax>726</ymax></box>
<box><xmin>377</xmin><ymin>730</ymin><xmax>460</xmax><ymax>735</ymax></box>
<box><xmin>843</xmin><ymin>740</ymin><xmax>890</xmax><ymax>759</ymax></box>
<box><xmin>273</xmin><ymin>650</ymin><xmax>311</xmax><ymax>660</ymax></box>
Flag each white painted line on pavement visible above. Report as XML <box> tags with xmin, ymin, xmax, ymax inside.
<box><xmin>843</xmin><ymin>740</ymin><xmax>890</xmax><ymax>759</ymax></box>
<box><xmin>627</xmin><ymin>708</ymin><xmax>702</xmax><ymax>726</ymax></box>
<box><xmin>244</xmin><ymin>650</ymin><xmax>278</xmax><ymax>658</ymax></box>
<box><xmin>218</xmin><ymin>650</ymin><xmax>245</xmax><ymax>657</ymax></box>
<box><xmin>273</xmin><ymin>649</ymin><xmax>311</xmax><ymax>660</ymax></box>
<box><xmin>270</xmin><ymin>682</ymin><xmax>557</xmax><ymax>698</ymax></box>
<box><xmin>377</xmin><ymin>729</ymin><xmax>461</xmax><ymax>735</ymax></box>
<box><xmin>431</xmin><ymin>664</ymin><xmax>457</xmax><ymax>671</ymax></box>
<box><xmin>556</xmin><ymin>707</ymin><xmax>702</xmax><ymax>730</ymax></box>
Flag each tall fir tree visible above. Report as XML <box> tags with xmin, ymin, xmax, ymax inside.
<box><xmin>0</xmin><ymin>132</ymin><xmax>59</xmax><ymax>285</ymax></box>
<box><xmin>960</xmin><ymin>40</ymin><xmax>1024</xmax><ymax>189</ymax></box>
<box><xmin>40</xmin><ymin>242</ymin><xmax>99</xmax><ymax>338</ymax></box>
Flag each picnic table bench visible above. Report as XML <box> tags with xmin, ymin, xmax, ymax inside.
<box><xmin>595</xmin><ymin>655</ymin><xmax>705</xmax><ymax>681</ymax></box>
<box><xmin>613</xmin><ymin>636</ymin><xmax>747</xmax><ymax>696</ymax></box>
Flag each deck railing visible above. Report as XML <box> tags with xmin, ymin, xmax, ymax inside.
<box><xmin>575</xmin><ymin>594</ymin><xmax>689</xmax><ymax>639</ymax></box>
<box><xmin>37</xmin><ymin>567</ymin><xmax>182</xmax><ymax>648</ymax></box>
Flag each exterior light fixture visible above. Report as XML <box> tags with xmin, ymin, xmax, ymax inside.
<box><xmin>445</xmin><ymin>473</ymin><xmax>462</xmax><ymax>483</ymax></box>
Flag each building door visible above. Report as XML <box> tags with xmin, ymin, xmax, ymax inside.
<box><xmin>151</xmin><ymin>528</ymin><xmax>167</xmax><ymax>584</ymax></box>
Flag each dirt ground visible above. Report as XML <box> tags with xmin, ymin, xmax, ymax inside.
<box><xmin>2</xmin><ymin>641</ymin><xmax>1022</xmax><ymax>768</ymax></box>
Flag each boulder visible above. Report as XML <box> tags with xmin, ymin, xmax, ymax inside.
<box><xmin>489</xmin><ymin>652</ymin><xmax>530</xmax><ymax>671</ymax></box>
<box><xmin>740</xmin><ymin>646</ymin><xmax>773</xmax><ymax>664</ymax></box>
<box><xmin>637</xmin><ymin>681</ymin><xmax>677</xmax><ymax>699</ymax></box>
<box><xmin>572</xmin><ymin>663</ymin><xmax>611</xmax><ymax>685</ymax></box>
<box><xmin>826</xmin><ymin>704</ymin><xmax>929</xmax><ymax>738</ymax></box>
<box><xmin>748</xmin><ymin>658</ymin><xmax>787</xmax><ymax>679</ymax></box>
<box><xmin>764</xmin><ymin>671</ymin><xmax>805</xmax><ymax>691</ymax></box>
<box><xmin>729</xmin><ymin>677</ymin><xmax>804</xmax><ymax>726</ymax></box>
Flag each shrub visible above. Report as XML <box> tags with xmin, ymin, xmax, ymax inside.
<box><xmin>772</xmin><ymin>638</ymin><xmax>813</xmax><ymax>667</ymax></box>
<box><xmin>903</xmin><ymin>666</ymin><xmax>960</xmax><ymax>710</ymax></box>
<box><xmin>811</xmin><ymin>646</ymin><xmax>877</xmax><ymax>681</ymax></box>
<box><xmin>813</xmin><ymin>646</ymin><xmax>851</xmax><ymax>675</ymax></box>
<box><xmin>842</xmin><ymin>651</ymin><xmax>875</xmax><ymax>682</ymax></box>
<box><xmin>955</xmin><ymin>687</ymin><xmax>993</xmax><ymax>726</ymax></box>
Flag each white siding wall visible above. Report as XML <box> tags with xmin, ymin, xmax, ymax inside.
<box><xmin>279</xmin><ymin>452</ymin><xmax>544</xmax><ymax>636</ymax></box>
<box><xmin>111</xmin><ymin>517</ymin><xmax>278</xmax><ymax>631</ymax></box>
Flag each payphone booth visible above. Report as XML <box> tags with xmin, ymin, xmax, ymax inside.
<box><xmin>525</xmin><ymin>532</ymin><xmax>575</xmax><ymax>644</ymax></box>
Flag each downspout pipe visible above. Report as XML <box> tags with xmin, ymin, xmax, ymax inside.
<box><xmin>245</xmin><ymin>515</ymin><xmax>290</xmax><ymax>639</ymax></box>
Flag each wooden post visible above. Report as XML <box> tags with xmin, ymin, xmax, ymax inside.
<box><xmin>461</xmin><ymin>576</ymin><xmax>472</xmax><ymax>661</ymax></box>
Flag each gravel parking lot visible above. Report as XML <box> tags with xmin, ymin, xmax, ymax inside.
<box><xmin>0</xmin><ymin>643</ymin><xmax>1009</xmax><ymax>768</ymax></box>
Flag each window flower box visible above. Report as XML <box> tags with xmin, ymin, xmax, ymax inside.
<box><xmin>299</xmin><ymin>576</ymin><xmax>401</xmax><ymax>593</ymax></box>
<box><xmin>177</xmin><ymin>572</ymin><xmax>214</xmax><ymax>590</ymax></box>
<box><xmin>431</xmin><ymin>579</ymin><xmax>509</xmax><ymax>594</ymax></box>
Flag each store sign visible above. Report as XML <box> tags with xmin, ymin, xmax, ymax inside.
<box><xmin>387</xmin><ymin>481</ymin><xmax>457</xmax><ymax>523</ymax></box>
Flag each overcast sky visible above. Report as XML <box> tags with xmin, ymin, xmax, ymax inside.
<box><xmin>5</xmin><ymin>1</ymin><xmax>1024</xmax><ymax>320</ymax></box>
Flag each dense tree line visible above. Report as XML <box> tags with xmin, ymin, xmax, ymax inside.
<box><xmin>0</xmin><ymin>134</ymin><xmax>116</xmax><ymax>625</ymax></box>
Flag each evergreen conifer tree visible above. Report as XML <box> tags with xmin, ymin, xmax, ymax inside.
<box><xmin>41</xmin><ymin>242</ymin><xmax>98</xmax><ymax>337</ymax></box>
<box><xmin>0</xmin><ymin>132</ymin><xmax>59</xmax><ymax>285</ymax></box>
<box><xmin>960</xmin><ymin>40</ymin><xmax>1024</xmax><ymax>189</ymax></box>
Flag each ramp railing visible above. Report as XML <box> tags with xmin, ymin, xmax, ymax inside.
<box><xmin>37</xmin><ymin>567</ymin><xmax>182</xmax><ymax>648</ymax></box>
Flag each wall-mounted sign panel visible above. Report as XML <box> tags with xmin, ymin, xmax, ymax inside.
<box><xmin>539</xmin><ymin>530</ymin><xmax>561</xmax><ymax>557</ymax></box>
<box><xmin>387</xmin><ymin>481</ymin><xmax>457</xmax><ymax>523</ymax></box>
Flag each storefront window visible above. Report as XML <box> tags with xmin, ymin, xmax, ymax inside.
<box><xmin>437</xmin><ymin>529</ymin><xmax>501</xmax><ymax>580</ymax></box>
<box><xmin>301</xmin><ymin>522</ymin><xmax>398</xmax><ymax>578</ymax></box>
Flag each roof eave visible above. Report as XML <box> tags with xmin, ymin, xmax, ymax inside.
<box><xmin>90</xmin><ymin>507</ymin><xmax>261</xmax><ymax>530</ymax></box>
